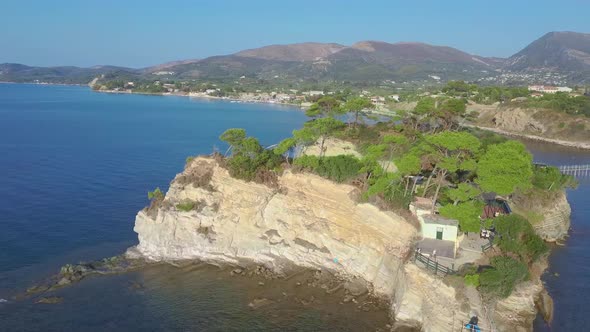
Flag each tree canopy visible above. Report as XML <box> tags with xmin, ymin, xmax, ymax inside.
<box><xmin>475</xmin><ymin>141</ymin><xmax>533</xmax><ymax>195</ymax></box>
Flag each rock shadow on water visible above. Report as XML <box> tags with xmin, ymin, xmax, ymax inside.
<box><xmin>15</xmin><ymin>255</ymin><xmax>393</xmax><ymax>331</ymax></box>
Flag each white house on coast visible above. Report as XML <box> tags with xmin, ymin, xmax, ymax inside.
<box><xmin>528</xmin><ymin>85</ymin><xmax>572</xmax><ymax>94</ymax></box>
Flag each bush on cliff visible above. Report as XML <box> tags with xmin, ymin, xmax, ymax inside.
<box><xmin>294</xmin><ymin>154</ymin><xmax>362</xmax><ymax>183</ymax></box>
<box><xmin>316</xmin><ymin>155</ymin><xmax>362</xmax><ymax>183</ymax></box>
<box><xmin>220</xmin><ymin>128</ymin><xmax>283</xmax><ymax>183</ymax></box>
<box><xmin>532</xmin><ymin>165</ymin><xmax>577</xmax><ymax>191</ymax></box>
<box><xmin>493</xmin><ymin>214</ymin><xmax>548</xmax><ymax>262</ymax></box>
<box><xmin>227</xmin><ymin>150</ymin><xmax>282</xmax><ymax>182</ymax></box>
<box><xmin>479</xmin><ymin>256</ymin><xmax>529</xmax><ymax>298</ymax></box>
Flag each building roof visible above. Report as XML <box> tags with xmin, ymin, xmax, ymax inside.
<box><xmin>422</xmin><ymin>214</ymin><xmax>458</xmax><ymax>226</ymax></box>
<box><xmin>413</xmin><ymin>197</ymin><xmax>434</xmax><ymax>210</ymax></box>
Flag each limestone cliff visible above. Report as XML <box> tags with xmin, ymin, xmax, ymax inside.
<box><xmin>127</xmin><ymin>156</ymin><xmax>557</xmax><ymax>331</ymax></box>
<box><xmin>513</xmin><ymin>191</ymin><xmax>572</xmax><ymax>242</ymax></box>
<box><xmin>130</xmin><ymin>157</ymin><xmax>417</xmax><ymax>297</ymax></box>
<box><xmin>469</xmin><ymin>104</ymin><xmax>590</xmax><ymax>149</ymax></box>
<box><xmin>532</xmin><ymin>191</ymin><xmax>572</xmax><ymax>242</ymax></box>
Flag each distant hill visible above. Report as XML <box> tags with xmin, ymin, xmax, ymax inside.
<box><xmin>0</xmin><ymin>63</ymin><xmax>138</xmax><ymax>84</ymax></box>
<box><xmin>235</xmin><ymin>42</ymin><xmax>346</xmax><ymax>61</ymax></box>
<box><xmin>3</xmin><ymin>32</ymin><xmax>590</xmax><ymax>85</ymax></box>
<box><xmin>161</xmin><ymin>40</ymin><xmax>497</xmax><ymax>82</ymax></box>
<box><xmin>505</xmin><ymin>31</ymin><xmax>590</xmax><ymax>80</ymax></box>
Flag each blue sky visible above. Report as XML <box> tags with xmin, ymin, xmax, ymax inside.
<box><xmin>1</xmin><ymin>0</ymin><xmax>589</xmax><ymax>68</ymax></box>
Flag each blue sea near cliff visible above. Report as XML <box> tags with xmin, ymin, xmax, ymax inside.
<box><xmin>0</xmin><ymin>84</ymin><xmax>588</xmax><ymax>331</ymax></box>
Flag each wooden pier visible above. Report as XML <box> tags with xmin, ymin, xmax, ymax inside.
<box><xmin>558</xmin><ymin>164</ymin><xmax>590</xmax><ymax>177</ymax></box>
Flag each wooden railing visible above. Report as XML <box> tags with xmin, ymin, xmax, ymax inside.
<box><xmin>481</xmin><ymin>240</ymin><xmax>493</xmax><ymax>252</ymax></box>
<box><xmin>558</xmin><ymin>164</ymin><xmax>590</xmax><ymax>177</ymax></box>
<box><xmin>414</xmin><ymin>251</ymin><xmax>456</xmax><ymax>276</ymax></box>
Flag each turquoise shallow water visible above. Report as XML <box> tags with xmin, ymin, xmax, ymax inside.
<box><xmin>0</xmin><ymin>84</ymin><xmax>588</xmax><ymax>331</ymax></box>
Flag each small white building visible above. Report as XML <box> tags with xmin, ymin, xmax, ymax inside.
<box><xmin>303</xmin><ymin>90</ymin><xmax>324</xmax><ymax>96</ymax></box>
<box><xmin>528</xmin><ymin>85</ymin><xmax>572</xmax><ymax>94</ymax></box>
<box><xmin>420</xmin><ymin>214</ymin><xmax>459</xmax><ymax>242</ymax></box>
<box><xmin>410</xmin><ymin>197</ymin><xmax>460</xmax><ymax>260</ymax></box>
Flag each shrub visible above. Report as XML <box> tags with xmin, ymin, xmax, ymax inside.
<box><xmin>316</xmin><ymin>155</ymin><xmax>362</xmax><ymax>183</ymax></box>
<box><xmin>479</xmin><ymin>256</ymin><xmax>529</xmax><ymax>298</ymax></box>
<box><xmin>382</xmin><ymin>181</ymin><xmax>414</xmax><ymax>210</ymax></box>
<box><xmin>148</xmin><ymin>188</ymin><xmax>164</xmax><ymax>201</ymax></box>
<box><xmin>532</xmin><ymin>166</ymin><xmax>576</xmax><ymax>191</ymax></box>
<box><xmin>493</xmin><ymin>214</ymin><xmax>548</xmax><ymax>261</ymax></box>
<box><xmin>227</xmin><ymin>149</ymin><xmax>282</xmax><ymax>182</ymax></box>
<box><xmin>464</xmin><ymin>274</ymin><xmax>480</xmax><ymax>287</ymax></box>
<box><xmin>293</xmin><ymin>155</ymin><xmax>320</xmax><ymax>170</ymax></box>
<box><xmin>176</xmin><ymin>201</ymin><xmax>196</xmax><ymax>212</ymax></box>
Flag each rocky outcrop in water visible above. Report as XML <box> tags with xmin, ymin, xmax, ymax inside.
<box><xmin>127</xmin><ymin>156</ymin><xmax>564</xmax><ymax>331</ymax></box>
<box><xmin>129</xmin><ymin>157</ymin><xmax>417</xmax><ymax>297</ymax></box>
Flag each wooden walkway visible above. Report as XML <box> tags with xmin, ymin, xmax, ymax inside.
<box><xmin>558</xmin><ymin>164</ymin><xmax>590</xmax><ymax>177</ymax></box>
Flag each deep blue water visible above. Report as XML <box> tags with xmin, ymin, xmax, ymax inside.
<box><xmin>0</xmin><ymin>84</ymin><xmax>306</xmax><ymax>282</ymax></box>
<box><xmin>525</xmin><ymin>141</ymin><xmax>590</xmax><ymax>332</ymax></box>
<box><xmin>0</xmin><ymin>84</ymin><xmax>588</xmax><ymax>331</ymax></box>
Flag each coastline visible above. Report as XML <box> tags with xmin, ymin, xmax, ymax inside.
<box><xmin>96</xmin><ymin>89</ymin><xmax>305</xmax><ymax>108</ymax></box>
<box><xmin>463</xmin><ymin>123</ymin><xmax>590</xmax><ymax>150</ymax></box>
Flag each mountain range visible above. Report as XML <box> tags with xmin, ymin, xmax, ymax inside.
<box><xmin>2</xmin><ymin>31</ymin><xmax>589</xmax><ymax>85</ymax></box>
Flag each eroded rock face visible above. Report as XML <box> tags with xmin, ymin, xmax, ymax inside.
<box><xmin>533</xmin><ymin>191</ymin><xmax>572</xmax><ymax>242</ymax></box>
<box><xmin>128</xmin><ymin>156</ymin><xmax>561</xmax><ymax>331</ymax></box>
<box><xmin>393</xmin><ymin>264</ymin><xmax>465</xmax><ymax>332</ymax></box>
<box><xmin>131</xmin><ymin>157</ymin><xmax>417</xmax><ymax>297</ymax></box>
<box><xmin>492</xmin><ymin>281</ymin><xmax>543</xmax><ymax>332</ymax></box>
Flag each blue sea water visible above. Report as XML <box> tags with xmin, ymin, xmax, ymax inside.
<box><xmin>525</xmin><ymin>142</ymin><xmax>590</xmax><ymax>332</ymax></box>
<box><xmin>0</xmin><ymin>84</ymin><xmax>306</xmax><ymax>282</ymax></box>
<box><xmin>0</xmin><ymin>84</ymin><xmax>588</xmax><ymax>331</ymax></box>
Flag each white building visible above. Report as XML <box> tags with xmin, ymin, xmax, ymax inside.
<box><xmin>528</xmin><ymin>85</ymin><xmax>573</xmax><ymax>94</ymax></box>
<box><xmin>420</xmin><ymin>214</ymin><xmax>459</xmax><ymax>242</ymax></box>
<box><xmin>303</xmin><ymin>91</ymin><xmax>324</xmax><ymax>96</ymax></box>
<box><xmin>410</xmin><ymin>197</ymin><xmax>460</xmax><ymax>260</ymax></box>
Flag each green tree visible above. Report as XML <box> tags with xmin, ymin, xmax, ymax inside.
<box><xmin>305</xmin><ymin>96</ymin><xmax>343</xmax><ymax>118</ymax></box>
<box><xmin>447</xmin><ymin>183</ymin><xmax>481</xmax><ymax>205</ymax></box>
<box><xmin>396</xmin><ymin>152</ymin><xmax>422</xmax><ymax>196</ymax></box>
<box><xmin>293</xmin><ymin>118</ymin><xmax>344</xmax><ymax>158</ymax></box>
<box><xmin>475</xmin><ymin>141</ymin><xmax>533</xmax><ymax>195</ymax></box>
<box><xmin>219</xmin><ymin>128</ymin><xmax>246</xmax><ymax>156</ymax></box>
<box><xmin>273</xmin><ymin>137</ymin><xmax>296</xmax><ymax>165</ymax></box>
<box><xmin>343</xmin><ymin>97</ymin><xmax>375</xmax><ymax>129</ymax></box>
<box><xmin>439</xmin><ymin>201</ymin><xmax>483</xmax><ymax>233</ymax></box>
<box><xmin>436</xmin><ymin>98</ymin><xmax>467</xmax><ymax>130</ymax></box>
<box><xmin>423</xmin><ymin>131</ymin><xmax>481</xmax><ymax>211</ymax></box>
<box><xmin>411</xmin><ymin>97</ymin><xmax>437</xmax><ymax>130</ymax></box>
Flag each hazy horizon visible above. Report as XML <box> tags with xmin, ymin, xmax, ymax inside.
<box><xmin>2</xmin><ymin>0</ymin><xmax>589</xmax><ymax>68</ymax></box>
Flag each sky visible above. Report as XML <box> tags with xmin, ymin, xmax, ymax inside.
<box><xmin>1</xmin><ymin>0</ymin><xmax>589</xmax><ymax>68</ymax></box>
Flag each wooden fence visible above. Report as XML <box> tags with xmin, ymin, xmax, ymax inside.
<box><xmin>414</xmin><ymin>251</ymin><xmax>456</xmax><ymax>276</ymax></box>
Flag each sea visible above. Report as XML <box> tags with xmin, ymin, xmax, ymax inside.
<box><xmin>0</xmin><ymin>84</ymin><xmax>587</xmax><ymax>331</ymax></box>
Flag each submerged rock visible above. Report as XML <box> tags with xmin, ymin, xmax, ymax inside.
<box><xmin>36</xmin><ymin>296</ymin><xmax>63</xmax><ymax>304</ymax></box>
<box><xmin>22</xmin><ymin>256</ymin><xmax>147</xmax><ymax>297</ymax></box>
<box><xmin>248</xmin><ymin>298</ymin><xmax>274</xmax><ymax>310</ymax></box>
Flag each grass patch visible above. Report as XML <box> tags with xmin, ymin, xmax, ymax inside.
<box><xmin>176</xmin><ymin>201</ymin><xmax>197</xmax><ymax>212</ymax></box>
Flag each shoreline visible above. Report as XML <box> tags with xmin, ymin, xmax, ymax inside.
<box><xmin>95</xmin><ymin>89</ymin><xmax>305</xmax><ymax>108</ymax></box>
<box><xmin>464</xmin><ymin>123</ymin><xmax>590</xmax><ymax>150</ymax></box>
<box><xmin>4</xmin><ymin>81</ymin><xmax>588</xmax><ymax>150</ymax></box>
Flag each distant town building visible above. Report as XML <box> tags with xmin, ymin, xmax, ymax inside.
<box><xmin>389</xmin><ymin>94</ymin><xmax>400</xmax><ymax>102</ymax></box>
<box><xmin>370</xmin><ymin>96</ymin><xmax>386</xmax><ymax>105</ymax></box>
<box><xmin>528</xmin><ymin>85</ymin><xmax>572</xmax><ymax>94</ymax></box>
<box><xmin>153</xmin><ymin>71</ymin><xmax>175</xmax><ymax>76</ymax></box>
<box><xmin>303</xmin><ymin>91</ymin><xmax>324</xmax><ymax>96</ymax></box>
